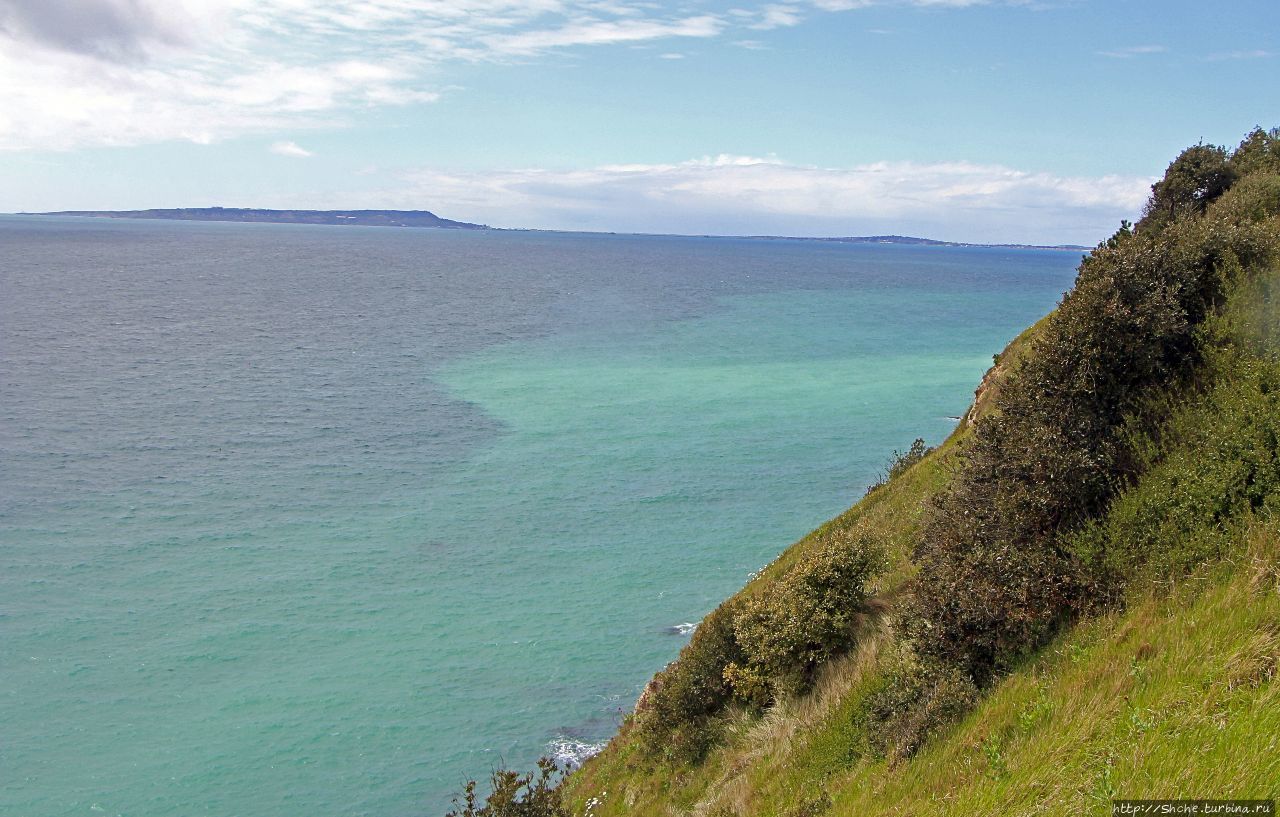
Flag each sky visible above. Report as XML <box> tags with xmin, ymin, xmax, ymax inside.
<box><xmin>0</xmin><ymin>0</ymin><xmax>1276</xmax><ymax>244</ymax></box>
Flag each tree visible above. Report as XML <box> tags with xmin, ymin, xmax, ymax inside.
<box><xmin>1142</xmin><ymin>144</ymin><xmax>1236</xmax><ymax>228</ymax></box>
<box><xmin>1231</xmin><ymin>126</ymin><xmax>1280</xmax><ymax>177</ymax></box>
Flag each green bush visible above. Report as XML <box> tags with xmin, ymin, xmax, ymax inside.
<box><xmin>866</xmin><ymin>438</ymin><xmax>933</xmax><ymax>494</ymax></box>
<box><xmin>634</xmin><ymin>601</ymin><xmax>745</xmax><ymax>760</ymax></box>
<box><xmin>1069</xmin><ymin>349</ymin><xmax>1280</xmax><ymax>580</ymax></box>
<box><xmin>864</xmin><ymin>655</ymin><xmax>978</xmax><ymax>762</ymax></box>
<box><xmin>911</xmin><ymin>129</ymin><xmax>1280</xmax><ymax>681</ymax></box>
<box><xmin>729</xmin><ymin>532</ymin><xmax>882</xmax><ymax>703</ymax></box>
<box><xmin>1142</xmin><ymin>143</ymin><xmax>1236</xmax><ymax>230</ymax></box>
<box><xmin>1230</xmin><ymin>126</ymin><xmax>1280</xmax><ymax>178</ymax></box>
<box><xmin>635</xmin><ymin>531</ymin><xmax>884</xmax><ymax>755</ymax></box>
<box><xmin>1211</xmin><ymin>172</ymin><xmax>1280</xmax><ymax>229</ymax></box>
<box><xmin>446</xmin><ymin>758</ymin><xmax>567</xmax><ymax>817</ymax></box>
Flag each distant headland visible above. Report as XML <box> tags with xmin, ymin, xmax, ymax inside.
<box><xmin>23</xmin><ymin>208</ymin><xmax>1088</xmax><ymax>249</ymax></box>
<box><xmin>27</xmin><ymin>207</ymin><xmax>490</xmax><ymax>230</ymax></box>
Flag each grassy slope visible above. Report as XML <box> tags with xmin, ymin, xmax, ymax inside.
<box><xmin>564</xmin><ymin>260</ymin><xmax>1280</xmax><ymax>816</ymax></box>
<box><xmin>570</xmin><ymin>525</ymin><xmax>1279</xmax><ymax>817</ymax></box>
<box><xmin>824</xmin><ymin>522</ymin><xmax>1280</xmax><ymax>815</ymax></box>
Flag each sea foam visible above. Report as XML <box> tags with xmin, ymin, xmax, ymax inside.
<box><xmin>546</xmin><ymin>737</ymin><xmax>606</xmax><ymax>769</ymax></box>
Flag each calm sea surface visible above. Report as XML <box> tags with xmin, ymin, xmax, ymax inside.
<box><xmin>0</xmin><ymin>216</ymin><xmax>1080</xmax><ymax>816</ymax></box>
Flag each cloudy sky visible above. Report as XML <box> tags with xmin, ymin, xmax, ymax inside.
<box><xmin>0</xmin><ymin>0</ymin><xmax>1275</xmax><ymax>243</ymax></box>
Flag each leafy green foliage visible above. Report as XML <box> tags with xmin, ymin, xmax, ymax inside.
<box><xmin>635</xmin><ymin>531</ymin><xmax>883</xmax><ymax>755</ymax></box>
<box><xmin>889</xmin><ymin>438</ymin><xmax>931</xmax><ymax>480</ymax></box>
<box><xmin>864</xmin><ymin>655</ymin><xmax>978</xmax><ymax>762</ymax></box>
<box><xmin>1143</xmin><ymin>143</ymin><xmax>1236</xmax><ymax>229</ymax></box>
<box><xmin>1070</xmin><ymin>348</ymin><xmax>1280</xmax><ymax>580</ymax></box>
<box><xmin>867</xmin><ymin>438</ymin><xmax>934</xmax><ymax>494</ymax></box>
<box><xmin>1230</xmin><ymin>126</ymin><xmax>1280</xmax><ymax>178</ymax></box>
<box><xmin>728</xmin><ymin>533</ymin><xmax>882</xmax><ymax>703</ymax></box>
<box><xmin>633</xmin><ymin>601</ymin><xmax>745</xmax><ymax>762</ymax></box>
<box><xmin>910</xmin><ymin>130</ymin><xmax>1280</xmax><ymax>681</ymax></box>
<box><xmin>447</xmin><ymin>758</ymin><xmax>567</xmax><ymax>817</ymax></box>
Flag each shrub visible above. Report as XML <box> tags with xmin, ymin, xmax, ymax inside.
<box><xmin>1142</xmin><ymin>143</ymin><xmax>1236</xmax><ymax>230</ymax></box>
<box><xmin>637</xmin><ymin>530</ymin><xmax>884</xmax><ymax>754</ymax></box>
<box><xmin>866</xmin><ymin>438</ymin><xmax>933</xmax><ymax>494</ymax></box>
<box><xmin>720</xmin><ymin>661</ymin><xmax>770</xmax><ymax>709</ymax></box>
<box><xmin>729</xmin><ymin>532</ymin><xmax>882</xmax><ymax>703</ymax></box>
<box><xmin>446</xmin><ymin>757</ymin><xmax>567</xmax><ymax>817</ymax></box>
<box><xmin>887</xmin><ymin>438</ymin><xmax>932</xmax><ymax>483</ymax></box>
<box><xmin>864</xmin><ymin>656</ymin><xmax>978</xmax><ymax>762</ymax></box>
<box><xmin>911</xmin><ymin>131</ymin><xmax>1280</xmax><ymax>682</ymax></box>
<box><xmin>1230</xmin><ymin>126</ymin><xmax>1280</xmax><ymax>178</ymax></box>
<box><xmin>1211</xmin><ymin>171</ymin><xmax>1280</xmax><ymax>229</ymax></box>
<box><xmin>1069</xmin><ymin>349</ymin><xmax>1280</xmax><ymax>580</ymax></box>
<box><xmin>634</xmin><ymin>601</ymin><xmax>745</xmax><ymax>760</ymax></box>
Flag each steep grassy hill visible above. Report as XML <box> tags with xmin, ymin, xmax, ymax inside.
<box><xmin>447</xmin><ymin>127</ymin><xmax>1280</xmax><ymax>817</ymax></box>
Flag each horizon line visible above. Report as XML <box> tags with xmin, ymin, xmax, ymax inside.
<box><xmin>7</xmin><ymin>208</ymin><xmax>1093</xmax><ymax>251</ymax></box>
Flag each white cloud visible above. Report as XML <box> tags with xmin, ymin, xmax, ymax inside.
<box><xmin>362</xmin><ymin>156</ymin><xmax>1150</xmax><ymax>245</ymax></box>
<box><xmin>0</xmin><ymin>1</ymin><xmax>744</xmax><ymax>150</ymax></box>
<box><xmin>482</xmin><ymin>14</ymin><xmax>724</xmax><ymax>54</ymax></box>
<box><xmin>752</xmin><ymin>5</ymin><xmax>803</xmax><ymax>29</ymax></box>
<box><xmin>751</xmin><ymin>0</ymin><xmax>1006</xmax><ymax>29</ymax></box>
<box><xmin>270</xmin><ymin>140</ymin><xmax>314</xmax><ymax>157</ymax></box>
<box><xmin>0</xmin><ymin>0</ymin><xmax>230</xmax><ymax>60</ymax></box>
<box><xmin>1098</xmin><ymin>44</ymin><xmax>1167</xmax><ymax>58</ymax></box>
<box><xmin>0</xmin><ymin>37</ymin><xmax>437</xmax><ymax>150</ymax></box>
<box><xmin>1204</xmin><ymin>49</ymin><xmax>1271</xmax><ymax>61</ymax></box>
<box><xmin>811</xmin><ymin>0</ymin><xmax>993</xmax><ymax>9</ymax></box>
<box><xmin>0</xmin><ymin>0</ymin><xmax>1044</xmax><ymax>152</ymax></box>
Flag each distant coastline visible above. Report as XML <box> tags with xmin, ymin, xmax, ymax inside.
<box><xmin>24</xmin><ymin>207</ymin><xmax>489</xmax><ymax>231</ymax></box>
<box><xmin>740</xmin><ymin>233</ymin><xmax>1089</xmax><ymax>251</ymax></box>
<box><xmin>21</xmin><ymin>208</ymin><xmax>1088</xmax><ymax>250</ymax></box>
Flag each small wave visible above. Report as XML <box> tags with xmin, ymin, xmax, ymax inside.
<box><xmin>546</xmin><ymin>737</ymin><xmax>605</xmax><ymax>769</ymax></box>
<box><xmin>665</xmin><ymin>621</ymin><xmax>698</xmax><ymax>636</ymax></box>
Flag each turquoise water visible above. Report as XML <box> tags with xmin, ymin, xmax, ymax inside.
<box><xmin>0</xmin><ymin>218</ymin><xmax>1079</xmax><ymax>816</ymax></box>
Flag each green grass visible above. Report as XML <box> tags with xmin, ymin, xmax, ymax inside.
<box><xmin>822</xmin><ymin>520</ymin><xmax>1280</xmax><ymax>817</ymax></box>
<box><xmin>567</xmin><ymin>520</ymin><xmax>1279</xmax><ymax>817</ymax></box>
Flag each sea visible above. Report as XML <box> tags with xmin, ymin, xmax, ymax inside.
<box><xmin>0</xmin><ymin>216</ymin><xmax>1081</xmax><ymax>816</ymax></box>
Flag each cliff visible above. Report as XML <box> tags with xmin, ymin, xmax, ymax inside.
<box><xmin>451</xmin><ymin>127</ymin><xmax>1280</xmax><ymax>817</ymax></box>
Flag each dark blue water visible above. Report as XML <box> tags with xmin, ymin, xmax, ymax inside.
<box><xmin>0</xmin><ymin>216</ymin><xmax>1079</xmax><ymax>816</ymax></box>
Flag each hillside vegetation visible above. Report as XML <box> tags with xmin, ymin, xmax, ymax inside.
<box><xmin>447</xmin><ymin>127</ymin><xmax>1280</xmax><ymax>817</ymax></box>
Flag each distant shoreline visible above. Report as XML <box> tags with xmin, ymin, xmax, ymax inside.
<box><xmin>16</xmin><ymin>209</ymin><xmax>1089</xmax><ymax>251</ymax></box>
<box><xmin>740</xmin><ymin>233</ymin><xmax>1089</xmax><ymax>252</ymax></box>
<box><xmin>22</xmin><ymin>207</ymin><xmax>489</xmax><ymax>231</ymax></box>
